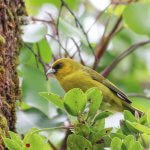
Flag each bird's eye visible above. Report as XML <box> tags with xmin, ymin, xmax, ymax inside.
<box><xmin>53</xmin><ymin>63</ymin><xmax>63</xmax><ymax>70</ymax></box>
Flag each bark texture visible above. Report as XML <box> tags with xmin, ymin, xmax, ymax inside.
<box><xmin>0</xmin><ymin>0</ymin><xmax>26</xmax><ymax>148</ymax></box>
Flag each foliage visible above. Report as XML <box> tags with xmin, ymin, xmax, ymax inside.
<box><xmin>4</xmin><ymin>88</ymin><xmax>150</xmax><ymax>149</ymax></box>
<box><xmin>3</xmin><ymin>129</ymin><xmax>51</xmax><ymax>150</ymax></box>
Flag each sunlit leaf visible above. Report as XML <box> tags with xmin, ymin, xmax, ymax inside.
<box><xmin>127</xmin><ymin>121</ymin><xmax>150</xmax><ymax>134</ymax></box>
<box><xmin>23</xmin><ymin>129</ymin><xmax>51</xmax><ymax>150</ymax></box>
<box><xmin>111</xmin><ymin>137</ymin><xmax>122</xmax><ymax>150</ymax></box>
<box><xmin>124</xmin><ymin>110</ymin><xmax>137</xmax><ymax>122</ymax></box>
<box><xmin>3</xmin><ymin>138</ymin><xmax>22</xmax><ymax>150</ymax></box>
<box><xmin>129</xmin><ymin>141</ymin><xmax>143</xmax><ymax>150</ymax></box>
<box><xmin>123</xmin><ymin>135</ymin><xmax>135</xmax><ymax>149</ymax></box>
<box><xmin>8</xmin><ymin>131</ymin><xmax>22</xmax><ymax>146</ymax></box>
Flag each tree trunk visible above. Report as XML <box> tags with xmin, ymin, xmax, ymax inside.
<box><xmin>0</xmin><ymin>0</ymin><xmax>26</xmax><ymax>148</ymax></box>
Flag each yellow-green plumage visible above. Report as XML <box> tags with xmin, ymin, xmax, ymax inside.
<box><xmin>49</xmin><ymin>58</ymin><xmax>139</xmax><ymax>113</ymax></box>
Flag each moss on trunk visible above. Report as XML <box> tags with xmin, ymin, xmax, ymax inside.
<box><xmin>0</xmin><ymin>0</ymin><xmax>26</xmax><ymax>148</ymax></box>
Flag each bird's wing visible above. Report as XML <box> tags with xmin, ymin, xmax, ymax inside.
<box><xmin>84</xmin><ymin>67</ymin><xmax>131</xmax><ymax>104</ymax></box>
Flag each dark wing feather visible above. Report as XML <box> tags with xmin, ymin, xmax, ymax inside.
<box><xmin>83</xmin><ymin>67</ymin><xmax>131</xmax><ymax>104</ymax></box>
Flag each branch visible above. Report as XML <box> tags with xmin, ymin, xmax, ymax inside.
<box><xmin>59</xmin><ymin>0</ymin><xmax>95</xmax><ymax>57</ymax></box>
<box><xmin>60</xmin><ymin>129</ymin><xmax>71</xmax><ymax>150</ymax></box>
<box><xmin>25</xmin><ymin>44</ymin><xmax>49</xmax><ymax>80</ymax></box>
<box><xmin>93</xmin><ymin>16</ymin><xmax>122</xmax><ymax>69</ymax></box>
<box><xmin>102</xmin><ymin>40</ymin><xmax>150</xmax><ymax>77</ymax></box>
<box><xmin>70</xmin><ymin>37</ymin><xmax>85</xmax><ymax>65</ymax></box>
<box><xmin>87</xmin><ymin>4</ymin><xmax>111</xmax><ymax>33</ymax></box>
<box><xmin>36</xmin><ymin>43</ymin><xmax>48</xmax><ymax>80</ymax></box>
<box><xmin>56</xmin><ymin>3</ymin><xmax>63</xmax><ymax>57</ymax></box>
<box><xmin>112</xmin><ymin>0</ymin><xmax>133</xmax><ymax>5</ymax></box>
<box><xmin>48</xmin><ymin>140</ymin><xmax>58</xmax><ymax>150</ymax></box>
<box><xmin>56</xmin><ymin>3</ymin><xmax>63</xmax><ymax>37</ymax></box>
<box><xmin>46</xmin><ymin>34</ymin><xmax>70</xmax><ymax>57</ymax></box>
<box><xmin>127</xmin><ymin>93</ymin><xmax>150</xmax><ymax>100</ymax></box>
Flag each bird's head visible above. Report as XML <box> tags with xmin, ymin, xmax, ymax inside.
<box><xmin>47</xmin><ymin>58</ymin><xmax>82</xmax><ymax>81</ymax></box>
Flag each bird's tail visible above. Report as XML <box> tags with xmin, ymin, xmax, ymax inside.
<box><xmin>124</xmin><ymin>103</ymin><xmax>143</xmax><ymax>117</ymax></box>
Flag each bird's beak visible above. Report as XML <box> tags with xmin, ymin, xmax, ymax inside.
<box><xmin>46</xmin><ymin>68</ymin><xmax>56</xmax><ymax>75</ymax></box>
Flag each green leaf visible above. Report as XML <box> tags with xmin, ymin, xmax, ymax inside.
<box><xmin>127</xmin><ymin>121</ymin><xmax>150</xmax><ymax>134</ymax></box>
<box><xmin>124</xmin><ymin>110</ymin><xmax>137</xmax><ymax>122</ymax></box>
<box><xmin>139</xmin><ymin>133</ymin><xmax>150</xmax><ymax>149</ymax></box>
<box><xmin>121</xmin><ymin>120</ymin><xmax>132</xmax><ymax>135</ymax></box>
<box><xmin>75</xmin><ymin>124</ymin><xmax>91</xmax><ymax>137</ymax></box>
<box><xmin>67</xmin><ymin>134</ymin><xmax>92</xmax><ymax>150</ymax></box>
<box><xmin>64</xmin><ymin>88</ymin><xmax>87</xmax><ymax>116</ymax></box>
<box><xmin>111</xmin><ymin>133</ymin><xmax>126</xmax><ymax>140</ymax></box>
<box><xmin>129</xmin><ymin>141</ymin><xmax>143</xmax><ymax>150</ymax></box>
<box><xmin>125</xmin><ymin>120</ymin><xmax>139</xmax><ymax>133</ymax></box>
<box><xmin>33</xmin><ymin>38</ymin><xmax>52</xmax><ymax>63</ymax></box>
<box><xmin>90</xmin><ymin>128</ymin><xmax>112</xmax><ymax>144</ymax></box>
<box><xmin>21</xmin><ymin>23</ymin><xmax>48</xmax><ymax>43</ymax></box>
<box><xmin>86</xmin><ymin>87</ymin><xmax>103</xmax><ymax>118</ymax></box>
<box><xmin>92</xmin><ymin>119</ymin><xmax>105</xmax><ymax>132</ymax></box>
<box><xmin>139</xmin><ymin>115</ymin><xmax>147</xmax><ymax>125</ymax></box>
<box><xmin>123</xmin><ymin>3</ymin><xmax>150</xmax><ymax>36</ymax></box>
<box><xmin>123</xmin><ymin>135</ymin><xmax>135</xmax><ymax>150</ymax></box>
<box><xmin>93</xmin><ymin>144</ymin><xmax>104</xmax><ymax>150</ymax></box>
<box><xmin>103</xmin><ymin>136</ymin><xmax>111</xmax><ymax>147</ymax></box>
<box><xmin>3</xmin><ymin>138</ymin><xmax>22</xmax><ymax>150</ymax></box>
<box><xmin>39</xmin><ymin>92</ymin><xmax>64</xmax><ymax>109</ymax></box>
<box><xmin>23</xmin><ymin>128</ymin><xmax>50</xmax><ymax>150</ymax></box>
<box><xmin>94</xmin><ymin>111</ymin><xmax>112</xmax><ymax>122</ymax></box>
<box><xmin>111</xmin><ymin>137</ymin><xmax>122</xmax><ymax>150</ymax></box>
<box><xmin>8</xmin><ymin>131</ymin><xmax>22</xmax><ymax>146</ymax></box>
<box><xmin>23</xmin><ymin>128</ymin><xmax>38</xmax><ymax>143</ymax></box>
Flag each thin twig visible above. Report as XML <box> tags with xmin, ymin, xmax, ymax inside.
<box><xmin>56</xmin><ymin>3</ymin><xmax>63</xmax><ymax>37</ymax></box>
<box><xmin>47</xmin><ymin>34</ymin><xmax>70</xmax><ymax>57</ymax></box>
<box><xmin>127</xmin><ymin>93</ymin><xmax>150</xmax><ymax>100</ymax></box>
<box><xmin>56</xmin><ymin>3</ymin><xmax>63</xmax><ymax>57</ymax></box>
<box><xmin>31</xmin><ymin>126</ymin><xmax>73</xmax><ymax>135</ymax></box>
<box><xmin>48</xmin><ymin>140</ymin><xmax>58</xmax><ymax>150</ymax></box>
<box><xmin>36</xmin><ymin>43</ymin><xmax>48</xmax><ymax>80</ymax></box>
<box><xmin>60</xmin><ymin>129</ymin><xmax>71</xmax><ymax>150</ymax></box>
<box><xmin>93</xmin><ymin>16</ymin><xmax>122</xmax><ymax>69</ymax></box>
<box><xmin>87</xmin><ymin>4</ymin><xmax>111</xmax><ymax>33</ymax></box>
<box><xmin>102</xmin><ymin>40</ymin><xmax>150</xmax><ymax>77</ymax></box>
<box><xmin>112</xmin><ymin>0</ymin><xmax>133</xmax><ymax>5</ymax></box>
<box><xmin>70</xmin><ymin>37</ymin><xmax>85</xmax><ymax>65</ymax></box>
<box><xmin>59</xmin><ymin>0</ymin><xmax>95</xmax><ymax>57</ymax></box>
<box><xmin>32</xmin><ymin>17</ymin><xmax>54</xmax><ymax>24</ymax></box>
<box><xmin>24</xmin><ymin>44</ymin><xmax>48</xmax><ymax>80</ymax></box>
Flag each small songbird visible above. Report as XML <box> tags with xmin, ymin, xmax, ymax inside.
<box><xmin>47</xmin><ymin>58</ymin><xmax>140</xmax><ymax>113</ymax></box>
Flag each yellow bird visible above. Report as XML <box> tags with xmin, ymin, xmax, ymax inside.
<box><xmin>47</xmin><ymin>58</ymin><xmax>140</xmax><ymax>113</ymax></box>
